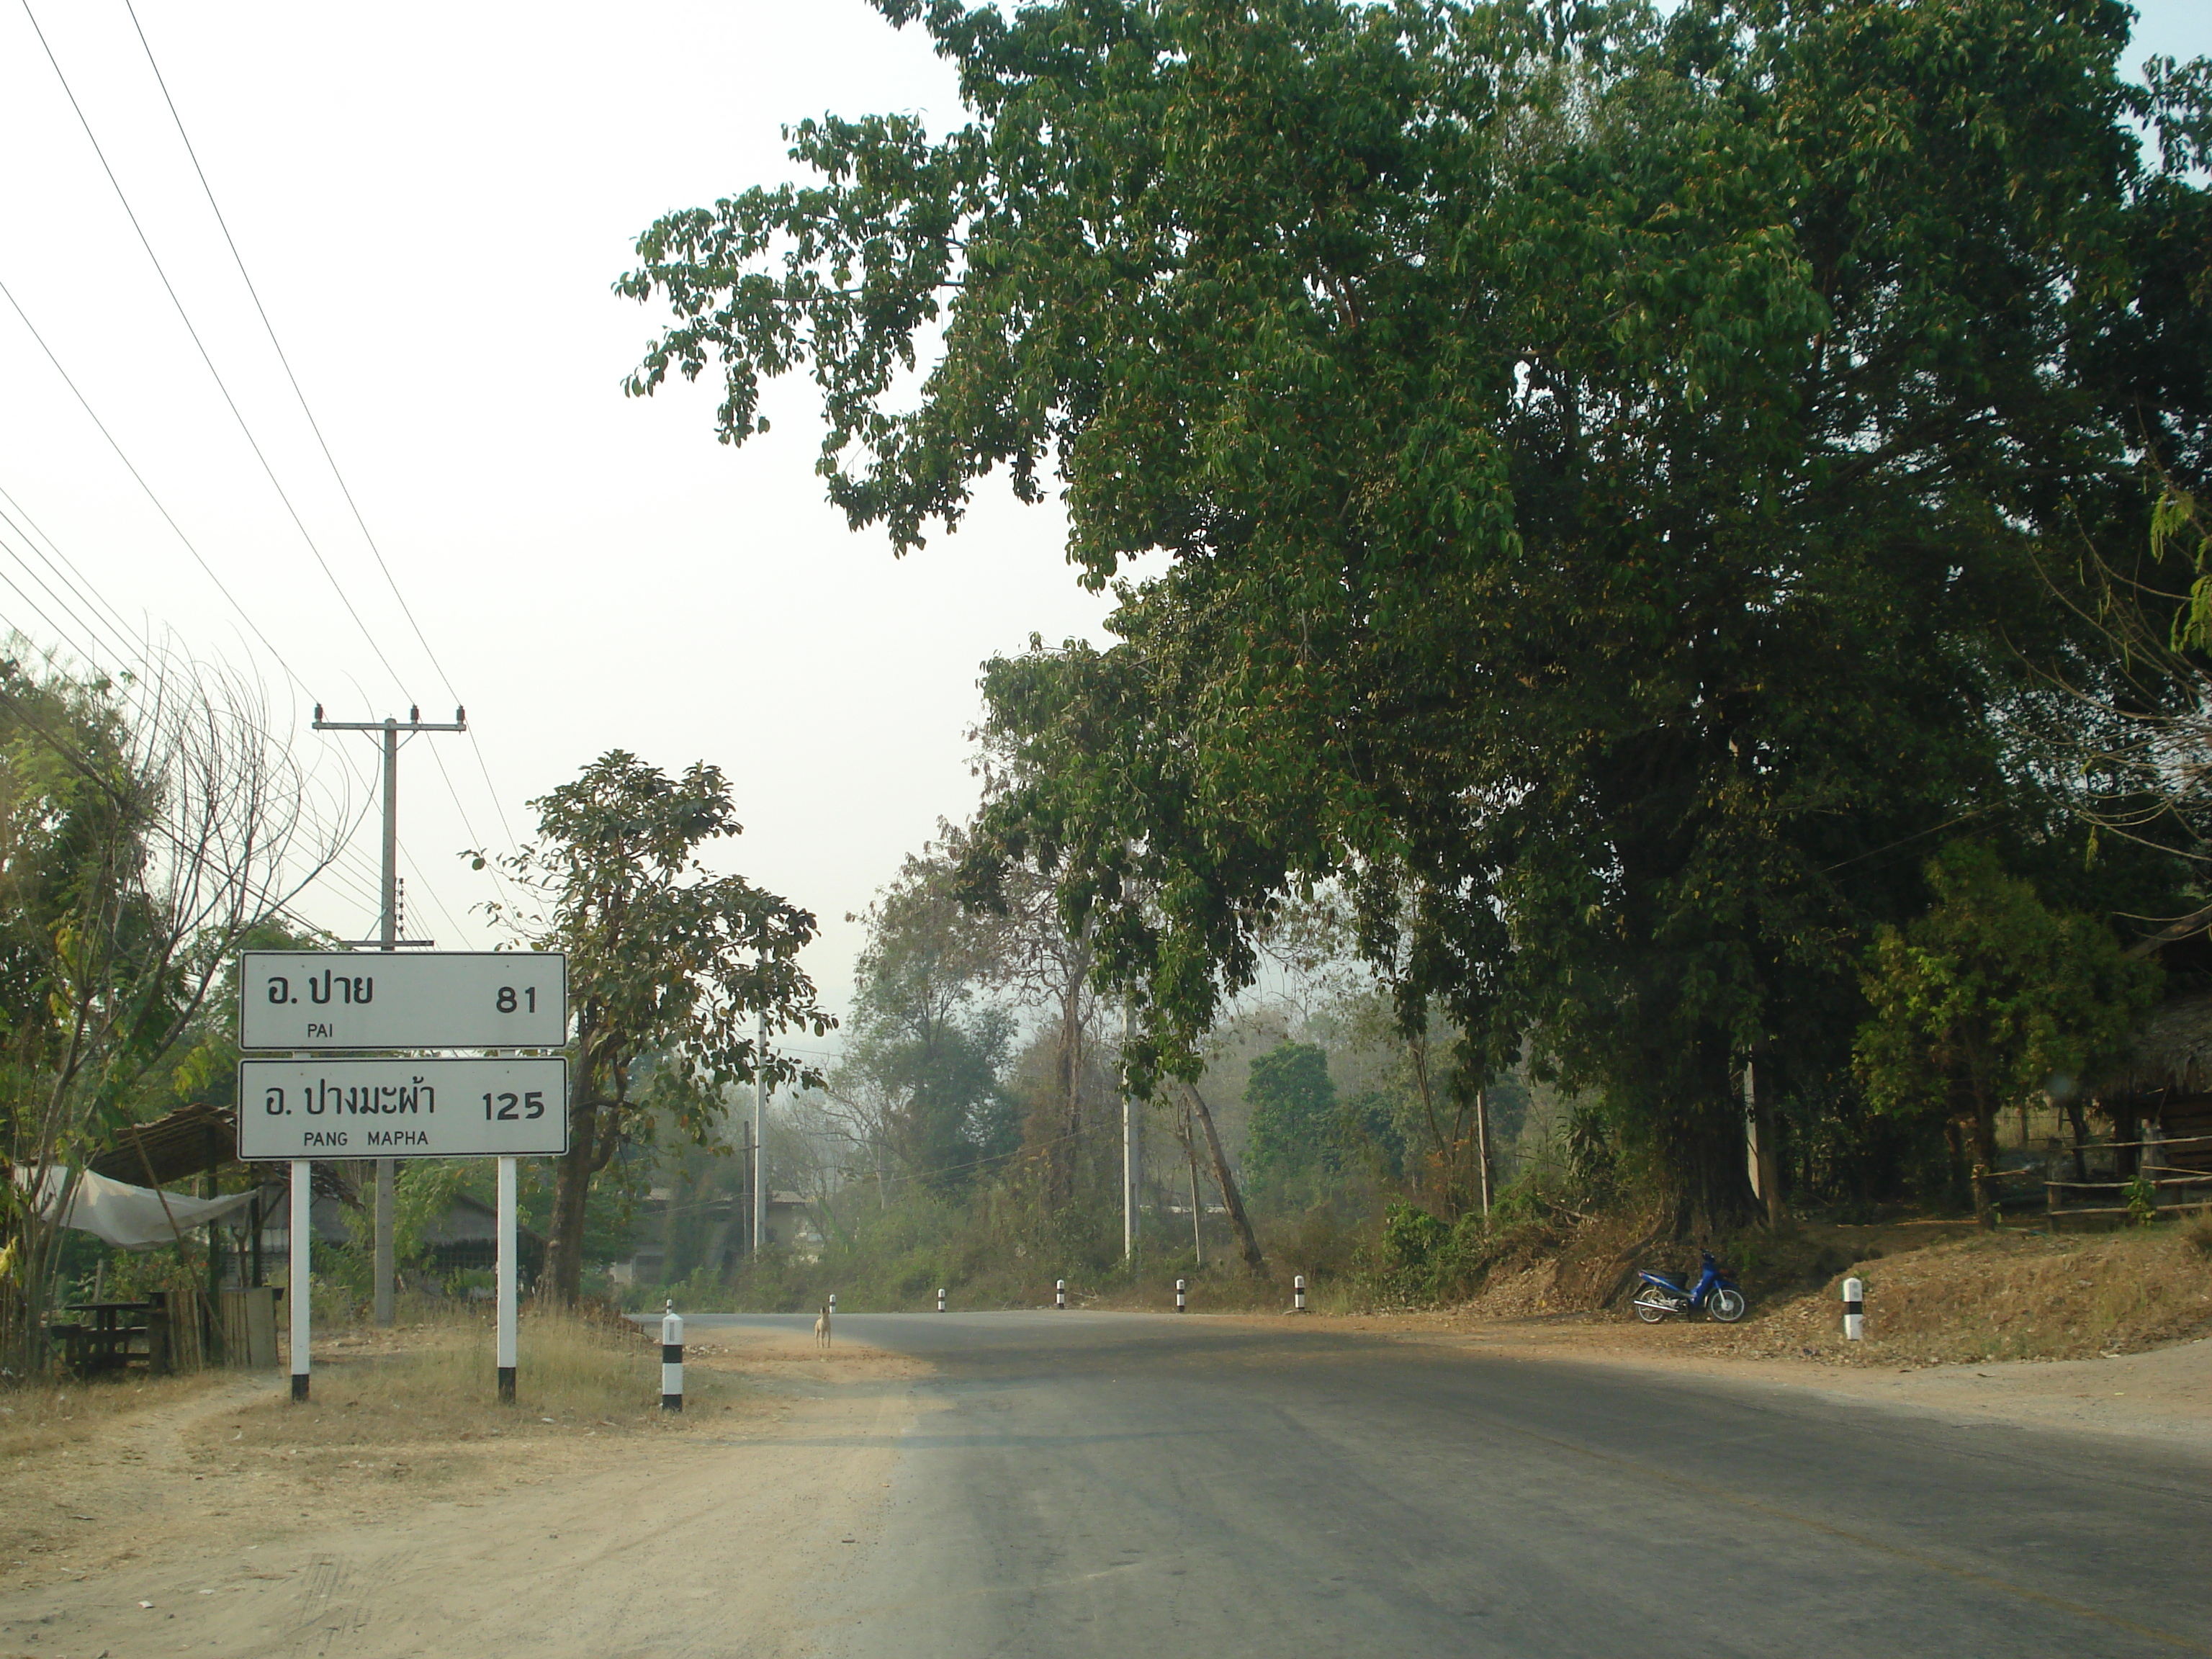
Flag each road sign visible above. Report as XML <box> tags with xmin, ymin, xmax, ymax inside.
<box><xmin>236</xmin><ymin>1056</ymin><xmax>569</xmax><ymax>1160</ymax></box>
<box><xmin>238</xmin><ymin>950</ymin><xmax>566</xmax><ymax>1051</ymax></box>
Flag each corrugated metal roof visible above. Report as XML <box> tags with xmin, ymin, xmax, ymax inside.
<box><xmin>86</xmin><ymin>1102</ymin><xmax>239</xmax><ymax>1187</ymax></box>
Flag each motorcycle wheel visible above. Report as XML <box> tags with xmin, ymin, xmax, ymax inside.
<box><xmin>1707</xmin><ymin>1286</ymin><xmax>1748</xmax><ymax>1323</ymax></box>
<box><xmin>1632</xmin><ymin>1289</ymin><xmax>1671</xmax><ymax>1323</ymax></box>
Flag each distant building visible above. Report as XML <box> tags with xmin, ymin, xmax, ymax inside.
<box><xmin>609</xmin><ymin>1188</ymin><xmax>819</xmax><ymax>1287</ymax></box>
<box><xmin>247</xmin><ymin>1183</ymin><xmax>546</xmax><ymax>1286</ymax></box>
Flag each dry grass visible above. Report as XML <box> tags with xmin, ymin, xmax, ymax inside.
<box><xmin>0</xmin><ymin>1367</ymin><xmax>231</xmax><ymax>1462</ymax></box>
<box><xmin>1418</xmin><ymin>1213</ymin><xmax>2212</xmax><ymax>1369</ymax></box>
<box><xmin>2187</xmin><ymin>1215</ymin><xmax>2212</xmax><ymax>1259</ymax></box>
<box><xmin>1518</xmin><ymin>1223</ymin><xmax>2212</xmax><ymax>1368</ymax></box>
<box><xmin>1795</xmin><ymin>1226</ymin><xmax>2212</xmax><ymax>1363</ymax></box>
<box><xmin>240</xmin><ymin>1307</ymin><xmax>747</xmax><ymax>1452</ymax></box>
<box><xmin>1</xmin><ymin>1307</ymin><xmax>747</xmax><ymax>1475</ymax></box>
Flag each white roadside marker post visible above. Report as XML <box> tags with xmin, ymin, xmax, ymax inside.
<box><xmin>1843</xmin><ymin>1276</ymin><xmax>1865</xmax><ymax>1341</ymax></box>
<box><xmin>496</xmin><ymin>1156</ymin><xmax>518</xmax><ymax>1403</ymax></box>
<box><xmin>937</xmin><ymin>1287</ymin><xmax>946</xmax><ymax>1313</ymax></box>
<box><xmin>1055</xmin><ymin>1279</ymin><xmax>1066</xmax><ymax>1309</ymax></box>
<box><xmin>289</xmin><ymin>1158</ymin><xmax>311</xmax><ymax>1402</ymax></box>
<box><xmin>828</xmin><ymin>1292</ymin><xmax>837</xmax><ymax>1316</ymax></box>
<box><xmin>661</xmin><ymin>1300</ymin><xmax>683</xmax><ymax>1411</ymax></box>
<box><xmin>1175</xmin><ymin>1278</ymin><xmax>1187</xmax><ymax>1313</ymax></box>
<box><xmin>1294</xmin><ymin>1274</ymin><xmax>1307</xmax><ymax>1313</ymax></box>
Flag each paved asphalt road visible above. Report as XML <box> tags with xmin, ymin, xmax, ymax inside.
<box><xmin>684</xmin><ymin>1311</ymin><xmax>2212</xmax><ymax>1658</ymax></box>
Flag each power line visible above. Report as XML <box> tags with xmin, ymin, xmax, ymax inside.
<box><xmin>20</xmin><ymin>0</ymin><xmax>416</xmax><ymax>704</ymax></box>
<box><xmin>122</xmin><ymin>1</ymin><xmax>531</xmax><ymax>882</ymax></box>
<box><xmin>0</xmin><ymin>489</ymin><xmax>149</xmax><ymax>667</ymax></box>
<box><xmin>0</xmin><ymin>530</ymin><xmax>410</xmax><ymax>938</ymax></box>
<box><xmin>397</xmin><ymin>838</ymin><xmax>469</xmax><ymax>943</ymax></box>
<box><xmin>0</xmin><ymin>563</ymin><xmax>101</xmax><ymax>671</ymax></box>
<box><xmin>11</xmin><ymin>9</ymin><xmax>499</xmax><ymax>940</ymax></box>
<box><xmin>0</xmin><ymin>467</ymin><xmax>393</xmax><ymax>921</ymax></box>
<box><xmin>0</xmin><ymin>276</ymin><xmax>313</xmax><ymax>698</ymax></box>
<box><xmin>122</xmin><ymin>1</ymin><xmax>441</xmax><ymax>709</ymax></box>
<box><xmin>0</xmin><ymin>546</ymin><xmax>402</xmax><ymax>932</ymax></box>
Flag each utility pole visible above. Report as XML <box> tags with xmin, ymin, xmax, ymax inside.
<box><xmin>753</xmin><ymin>1003</ymin><xmax>768</xmax><ymax>1256</ymax></box>
<box><xmin>313</xmin><ymin>703</ymin><xmax>466</xmax><ymax>1326</ymax></box>
<box><xmin>1123</xmin><ymin>998</ymin><xmax>1138</xmax><ymax>1262</ymax></box>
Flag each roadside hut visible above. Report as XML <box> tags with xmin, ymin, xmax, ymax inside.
<box><xmin>2091</xmin><ymin>989</ymin><xmax>2212</xmax><ymax>1175</ymax></box>
<box><xmin>88</xmin><ymin>1101</ymin><xmax>239</xmax><ymax>1190</ymax></box>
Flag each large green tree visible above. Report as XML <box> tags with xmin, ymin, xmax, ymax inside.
<box><xmin>620</xmin><ymin>0</ymin><xmax>2209</xmax><ymax>1222</ymax></box>
<box><xmin>833</xmin><ymin>853</ymin><xmax>1021</xmax><ymax>1193</ymax></box>
<box><xmin>1</xmin><ymin>647</ymin><xmax>317</xmax><ymax>1367</ymax></box>
<box><xmin>481</xmin><ymin>752</ymin><xmax>832</xmax><ymax>1304</ymax></box>
<box><xmin>1242</xmin><ymin>1040</ymin><xmax>1339</xmax><ymax>1192</ymax></box>
<box><xmin>1854</xmin><ymin>844</ymin><xmax>2159</xmax><ymax>1225</ymax></box>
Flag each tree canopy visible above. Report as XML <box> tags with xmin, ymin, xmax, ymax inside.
<box><xmin>1243</xmin><ymin>1040</ymin><xmax>1339</xmax><ymax>1191</ymax></box>
<box><xmin>621</xmin><ymin>0</ymin><xmax>2211</xmax><ymax>1221</ymax></box>
<box><xmin>482</xmin><ymin>750</ymin><xmax>832</xmax><ymax>1303</ymax></box>
<box><xmin>1854</xmin><ymin>842</ymin><xmax>2161</xmax><ymax>1222</ymax></box>
<box><xmin>1</xmin><ymin>646</ymin><xmax>318</xmax><ymax>1364</ymax></box>
<box><xmin>833</xmin><ymin>852</ymin><xmax>1021</xmax><ymax>1191</ymax></box>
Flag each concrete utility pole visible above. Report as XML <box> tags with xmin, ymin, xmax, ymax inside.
<box><xmin>1123</xmin><ymin>999</ymin><xmax>1139</xmax><ymax>1262</ymax></box>
<box><xmin>313</xmin><ymin>703</ymin><xmax>466</xmax><ymax>1326</ymax></box>
<box><xmin>754</xmin><ymin>1002</ymin><xmax>768</xmax><ymax>1255</ymax></box>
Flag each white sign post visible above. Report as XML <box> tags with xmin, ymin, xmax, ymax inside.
<box><xmin>240</xmin><ymin>951</ymin><xmax>566</xmax><ymax>1051</ymax></box>
<box><xmin>238</xmin><ymin>952</ymin><xmax>567</xmax><ymax>1407</ymax></box>
<box><xmin>289</xmin><ymin>1159</ymin><xmax>310</xmax><ymax>1403</ymax></box>
<box><xmin>497</xmin><ymin>1156</ymin><xmax>518</xmax><ymax>1402</ymax></box>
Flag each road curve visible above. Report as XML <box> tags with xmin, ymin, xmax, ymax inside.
<box><xmin>683</xmin><ymin>1311</ymin><xmax>2212</xmax><ymax>1658</ymax></box>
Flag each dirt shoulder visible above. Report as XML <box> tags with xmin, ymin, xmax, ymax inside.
<box><xmin>0</xmin><ymin>1323</ymin><xmax>930</xmax><ymax>1659</ymax></box>
<box><xmin>1203</xmin><ymin>1217</ymin><xmax>2212</xmax><ymax>1455</ymax></box>
<box><xmin>1246</xmin><ymin>1310</ymin><xmax>2212</xmax><ymax>1453</ymax></box>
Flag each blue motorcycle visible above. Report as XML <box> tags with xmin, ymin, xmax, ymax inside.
<box><xmin>1632</xmin><ymin>1249</ymin><xmax>1747</xmax><ymax>1323</ymax></box>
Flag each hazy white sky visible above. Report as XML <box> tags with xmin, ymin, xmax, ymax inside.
<box><xmin>1</xmin><ymin>1</ymin><xmax>2203</xmax><ymax>1038</ymax></box>
<box><xmin>0</xmin><ymin>1</ymin><xmax>1116</xmax><ymax>1043</ymax></box>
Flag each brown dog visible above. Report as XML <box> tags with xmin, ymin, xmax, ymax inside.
<box><xmin>814</xmin><ymin>1305</ymin><xmax>832</xmax><ymax>1349</ymax></box>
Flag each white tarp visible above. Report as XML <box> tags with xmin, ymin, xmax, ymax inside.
<box><xmin>17</xmin><ymin>1166</ymin><xmax>260</xmax><ymax>1251</ymax></box>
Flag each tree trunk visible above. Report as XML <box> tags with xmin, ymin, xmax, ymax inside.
<box><xmin>2064</xmin><ymin>1098</ymin><xmax>2092</xmax><ymax>1184</ymax></box>
<box><xmin>1743</xmin><ymin>1054</ymin><xmax>1785</xmax><ymax>1228</ymax></box>
<box><xmin>1171</xmin><ymin>1097</ymin><xmax>1206</xmax><ymax>1267</ymax></box>
<box><xmin>1968</xmin><ymin>1092</ymin><xmax>1998</xmax><ymax>1229</ymax></box>
<box><xmin>1665</xmin><ymin>1059</ymin><xmax>1763</xmax><ymax>1232</ymax></box>
<box><xmin>1188</xmin><ymin>1147</ymin><xmax>1205</xmax><ymax>1268</ymax></box>
<box><xmin>1474</xmin><ymin>1087</ymin><xmax>1493</xmax><ymax>1217</ymax></box>
<box><xmin>544</xmin><ymin>1102</ymin><xmax>598</xmax><ymax>1306</ymax></box>
<box><xmin>1183</xmin><ymin>1082</ymin><xmax>1264</xmax><ymax>1273</ymax></box>
<box><xmin>1056</xmin><ymin>992</ymin><xmax>1083</xmax><ymax>1206</ymax></box>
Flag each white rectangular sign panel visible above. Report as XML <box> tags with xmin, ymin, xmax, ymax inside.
<box><xmin>236</xmin><ymin>1056</ymin><xmax>569</xmax><ymax>1160</ymax></box>
<box><xmin>239</xmin><ymin>951</ymin><xmax>567</xmax><ymax>1051</ymax></box>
